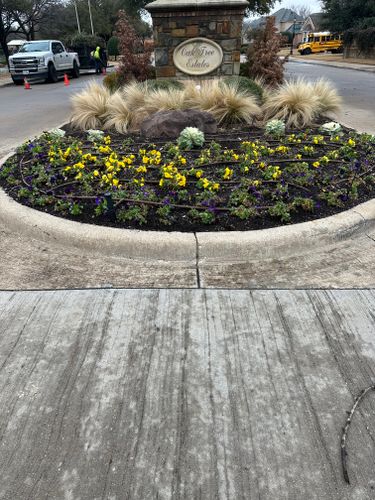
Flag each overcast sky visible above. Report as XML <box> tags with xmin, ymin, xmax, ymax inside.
<box><xmin>272</xmin><ymin>0</ymin><xmax>322</xmax><ymax>15</ymax></box>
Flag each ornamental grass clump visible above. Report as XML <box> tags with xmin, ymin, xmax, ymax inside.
<box><xmin>141</xmin><ymin>88</ymin><xmax>186</xmax><ymax>115</ymax></box>
<box><xmin>312</xmin><ymin>78</ymin><xmax>343</xmax><ymax>115</ymax></box>
<box><xmin>71</xmin><ymin>83</ymin><xmax>110</xmax><ymax>130</ymax></box>
<box><xmin>186</xmin><ymin>80</ymin><xmax>261</xmax><ymax>124</ymax></box>
<box><xmin>103</xmin><ymin>90</ymin><xmax>133</xmax><ymax>134</ymax></box>
<box><xmin>177</xmin><ymin>127</ymin><xmax>205</xmax><ymax>150</ymax></box>
<box><xmin>262</xmin><ymin>79</ymin><xmax>320</xmax><ymax>128</ymax></box>
<box><xmin>263</xmin><ymin>78</ymin><xmax>342</xmax><ymax>128</ymax></box>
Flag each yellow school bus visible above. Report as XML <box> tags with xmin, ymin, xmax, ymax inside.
<box><xmin>298</xmin><ymin>32</ymin><xmax>343</xmax><ymax>55</ymax></box>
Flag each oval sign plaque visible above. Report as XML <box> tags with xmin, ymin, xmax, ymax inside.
<box><xmin>173</xmin><ymin>38</ymin><xmax>223</xmax><ymax>76</ymax></box>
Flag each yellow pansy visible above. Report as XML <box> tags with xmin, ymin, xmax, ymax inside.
<box><xmin>223</xmin><ymin>167</ymin><xmax>233</xmax><ymax>180</ymax></box>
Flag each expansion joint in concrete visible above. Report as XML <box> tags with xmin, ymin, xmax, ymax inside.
<box><xmin>193</xmin><ymin>232</ymin><xmax>201</xmax><ymax>288</ymax></box>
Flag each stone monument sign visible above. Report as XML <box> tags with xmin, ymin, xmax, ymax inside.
<box><xmin>145</xmin><ymin>0</ymin><xmax>248</xmax><ymax>79</ymax></box>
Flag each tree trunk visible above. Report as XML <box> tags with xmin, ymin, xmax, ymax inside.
<box><xmin>0</xmin><ymin>20</ymin><xmax>10</xmax><ymax>66</ymax></box>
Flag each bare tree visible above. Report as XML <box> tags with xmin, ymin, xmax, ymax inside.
<box><xmin>287</xmin><ymin>4</ymin><xmax>312</xmax><ymax>18</ymax></box>
<box><xmin>0</xmin><ymin>0</ymin><xmax>22</xmax><ymax>64</ymax></box>
<box><xmin>5</xmin><ymin>0</ymin><xmax>59</xmax><ymax>41</ymax></box>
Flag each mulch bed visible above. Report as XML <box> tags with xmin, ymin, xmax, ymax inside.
<box><xmin>0</xmin><ymin>124</ymin><xmax>374</xmax><ymax>232</ymax></box>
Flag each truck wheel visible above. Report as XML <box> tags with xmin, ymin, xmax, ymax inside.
<box><xmin>12</xmin><ymin>77</ymin><xmax>23</xmax><ymax>85</ymax></box>
<box><xmin>70</xmin><ymin>61</ymin><xmax>80</xmax><ymax>79</ymax></box>
<box><xmin>302</xmin><ymin>48</ymin><xmax>312</xmax><ymax>55</ymax></box>
<box><xmin>47</xmin><ymin>63</ymin><xmax>58</xmax><ymax>83</ymax></box>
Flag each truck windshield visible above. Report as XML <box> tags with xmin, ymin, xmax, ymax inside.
<box><xmin>19</xmin><ymin>42</ymin><xmax>49</xmax><ymax>53</ymax></box>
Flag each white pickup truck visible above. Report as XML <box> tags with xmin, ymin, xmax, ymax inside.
<box><xmin>9</xmin><ymin>40</ymin><xmax>80</xmax><ymax>85</ymax></box>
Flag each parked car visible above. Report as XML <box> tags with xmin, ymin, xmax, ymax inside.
<box><xmin>8</xmin><ymin>40</ymin><xmax>80</xmax><ymax>85</ymax></box>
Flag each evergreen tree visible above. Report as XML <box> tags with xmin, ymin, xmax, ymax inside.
<box><xmin>322</xmin><ymin>0</ymin><xmax>375</xmax><ymax>31</ymax></box>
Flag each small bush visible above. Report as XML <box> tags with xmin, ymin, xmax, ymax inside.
<box><xmin>144</xmin><ymin>79</ymin><xmax>184</xmax><ymax>92</ymax></box>
<box><xmin>66</xmin><ymin>32</ymin><xmax>104</xmax><ymax>50</ymax></box>
<box><xmin>356</xmin><ymin>27</ymin><xmax>375</xmax><ymax>53</ymax></box>
<box><xmin>247</xmin><ymin>17</ymin><xmax>285</xmax><ymax>86</ymax></box>
<box><xmin>107</xmin><ymin>36</ymin><xmax>120</xmax><ymax>59</ymax></box>
<box><xmin>223</xmin><ymin>76</ymin><xmax>264</xmax><ymax>104</ymax></box>
<box><xmin>115</xmin><ymin>10</ymin><xmax>153</xmax><ymax>82</ymax></box>
<box><xmin>103</xmin><ymin>72</ymin><xmax>122</xmax><ymax>93</ymax></box>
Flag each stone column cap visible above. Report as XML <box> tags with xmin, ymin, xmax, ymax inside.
<box><xmin>146</xmin><ymin>0</ymin><xmax>248</xmax><ymax>12</ymax></box>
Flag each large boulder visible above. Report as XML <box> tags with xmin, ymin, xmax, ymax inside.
<box><xmin>140</xmin><ymin>109</ymin><xmax>217</xmax><ymax>139</ymax></box>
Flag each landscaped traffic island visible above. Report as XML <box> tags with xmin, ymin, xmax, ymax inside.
<box><xmin>1</xmin><ymin>123</ymin><xmax>374</xmax><ymax>232</ymax></box>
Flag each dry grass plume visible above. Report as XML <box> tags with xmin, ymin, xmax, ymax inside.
<box><xmin>70</xmin><ymin>83</ymin><xmax>110</xmax><ymax>130</ymax></box>
<box><xmin>103</xmin><ymin>90</ymin><xmax>132</xmax><ymax>134</ymax></box>
<box><xmin>262</xmin><ymin>78</ymin><xmax>320</xmax><ymax>128</ymax></box>
<box><xmin>312</xmin><ymin>78</ymin><xmax>342</xmax><ymax>115</ymax></box>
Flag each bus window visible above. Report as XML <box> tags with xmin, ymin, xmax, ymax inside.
<box><xmin>314</xmin><ymin>37</ymin><xmax>320</xmax><ymax>42</ymax></box>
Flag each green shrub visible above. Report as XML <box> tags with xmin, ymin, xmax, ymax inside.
<box><xmin>145</xmin><ymin>79</ymin><xmax>184</xmax><ymax>92</ymax></box>
<box><xmin>66</xmin><ymin>32</ymin><xmax>104</xmax><ymax>49</ymax></box>
<box><xmin>103</xmin><ymin>72</ymin><xmax>122</xmax><ymax>93</ymax></box>
<box><xmin>239</xmin><ymin>62</ymin><xmax>250</xmax><ymax>77</ymax></box>
<box><xmin>223</xmin><ymin>76</ymin><xmax>264</xmax><ymax>104</ymax></box>
<box><xmin>356</xmin><ymin>27</ymin><xmax>375</xmax><ymax>52</ymax></box>
<box><xmin>107</xmin><ymin>36</ymin><xmax>120</xmax><ymax>59</ymax></box>
<box><xmin>344</xmin><ymin>26</ymin><xmax>375</xmax><ymax>53</ymax></box>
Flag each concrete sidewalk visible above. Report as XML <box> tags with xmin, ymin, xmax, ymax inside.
<box><xmin>289</xmin><ymin>55</ymin><xmax>375</xmax><ymax>73</ymax></box>
<box><xmin>0</xmin><ymin>288</ymin><xmax>374</xmax><ymax>499</ymax></box>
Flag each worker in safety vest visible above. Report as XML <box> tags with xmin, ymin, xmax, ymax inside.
<box><xmin>91</xmin><ymin>46</ymin><xmax>103</xmax><ymax>74</ymax></box>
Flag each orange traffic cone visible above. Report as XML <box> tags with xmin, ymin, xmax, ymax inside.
<box><xmin>64</xmin><ymin>73</ymin><xmax>70</xmax><ymax>86</ymax></box>
<box><xmin>24</xmin><ymin>78</ymin><xmax>31</xmax><ymax>90</ymax></box>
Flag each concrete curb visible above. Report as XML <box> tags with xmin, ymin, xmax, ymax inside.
<box><xmin>197</xmin><ymin>201</ymin><xmax>375</xmax><ymax>263</ymax></box>
<box><xmin>289</xmin><ymin>56</ymin><xmax>375</xmax><ymax>73</ymax></box>
<box><xmin>1</xmin><ymin>147</ymin><xmax>375</xmax><ymax>264</ymax></box>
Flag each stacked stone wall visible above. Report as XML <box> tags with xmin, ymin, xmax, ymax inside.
<box><xmin>151</xmin><ymin>7</ymin><xmax>245</xmax><ymax>79</ymax></box>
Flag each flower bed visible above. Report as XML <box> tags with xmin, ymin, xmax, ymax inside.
<box><xmin>0</xmin><ymin>126</ymin><xmax>374</xmax><ymax>232</ymax></box>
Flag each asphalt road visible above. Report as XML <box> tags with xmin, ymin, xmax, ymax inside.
<box><xmin>0</xmin><ymin>73</ymin><xmax>99</xmax><ymax>156</ymax></box>
<box><xmin>286</xmin><ymin>61</ymin><xmax>375</xmax><ymax>134</ymax></box>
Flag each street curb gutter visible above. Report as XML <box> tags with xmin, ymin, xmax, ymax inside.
<box><xmin>289</xmin><ymin>57</ymin><xmax>375</xmax><ymax>73</ymax></box>
<box><xmin>1</xmin><ymin>151</ymin><xmax>375</xmax><ymax>264</ymax></box>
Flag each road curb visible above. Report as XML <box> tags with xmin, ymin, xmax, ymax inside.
<box><xmin>1</xmin><ymin>147</ymin><xmax>375</xmax><ymax>264</ymax></box>
<box><xmin>289</xmin><ymin>57</ymin><xmax>375</xmax><ymax>73</ymax></box>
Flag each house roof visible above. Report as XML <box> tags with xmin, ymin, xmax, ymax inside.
<box><xmin>272</xmin><ymin>8</ymin><xmax>304</xmax><ymax>23</ymax></box>
<box><xmin>248</xmin><ymin>8</ymin><xmax>304</xmax><ymax>30</ymax></box>
<box><xmin>309</xmin><ymin>12</ymin><xmax>325</xmax><ymax>30</ymax></box>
